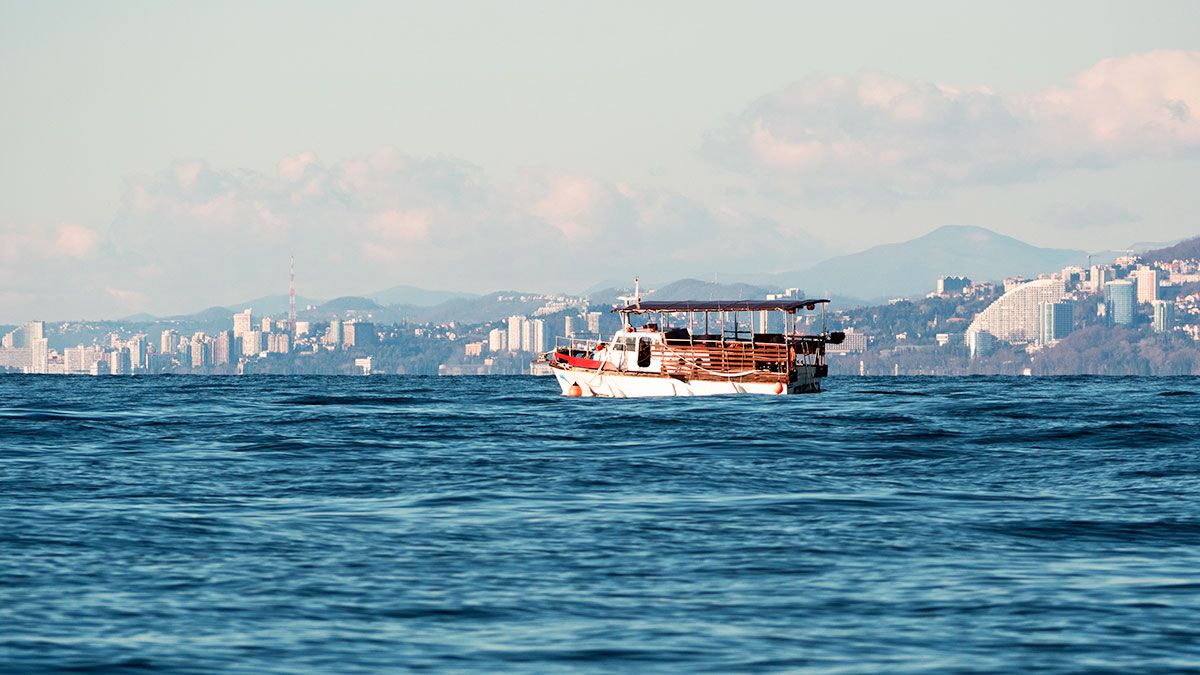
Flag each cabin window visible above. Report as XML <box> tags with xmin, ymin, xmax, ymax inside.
<box><xmin>637</xmin><ymin>338</ymin><xmax>652</xmax><ymax>367</ymax></box>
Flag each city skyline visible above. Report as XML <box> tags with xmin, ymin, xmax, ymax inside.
<box><xmin>1</xmin><ymin>2</ymin><xmax>1198</xmax><ymax>321</ymax></box>
<box><xmin>3</xmin><ymin>245</ymin><xmax>1198</xmax><ymax>377</ymax></box>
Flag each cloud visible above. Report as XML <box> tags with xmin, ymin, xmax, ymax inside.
<box><xmin>707</xmin><ymin>50</ymin><xmax>1200</xmax><ymax>201</ymax></box>
<box><xmin>54</xmin><ymin>224</ymin><xmax>101</xmax><ymax>258</ymax></box>
<box><xmin>105</xmin><ymin>287</ymin><xmax>146</xmax><ymax>307</ymax></box>
<box><xmin>0</xmin><ymin>223</ymin><xmax>100</xmax><ymax>265</ymax></box>
<box><xmin>1042</xmin><ymin>202</ymin><xmax>1138</xmax><ymax>230</ymax></box>
<box><xmin>0</xmin><ymin>148</ymin><xmax>811</xmax><ymax>320</ymax></box>
<box><xmin>0</xmin><ymin>222</ymin><xmax>110</xmax><ymax>319</ymax></box>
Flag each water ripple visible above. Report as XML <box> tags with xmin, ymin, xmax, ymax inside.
<box><xmin>1</xmin><ymin>374</ymin><xmax>1199</xmax><ymax>672</ymax></box>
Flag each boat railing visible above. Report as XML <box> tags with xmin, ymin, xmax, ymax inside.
<box><xmin>553</xmin><ymin>336</ymin><xmax>603</xmax><ymax>354</ymax></box>
<box><xmin>653</xmin><ymin>341</ymin><xmax>791</xmax><ymax>383</ymax></box>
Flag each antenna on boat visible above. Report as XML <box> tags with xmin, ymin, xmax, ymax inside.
<box><xmin>618</xmin><ymin>276</ymin><xmax>642</xmax><ymax>309</ymax></box>
<box><xmin>822</xmin><ymin>288</ymin><xmax>828</xmax><ymax>334</ymax></box>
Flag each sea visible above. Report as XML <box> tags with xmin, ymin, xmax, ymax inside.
<box><xmin>2</xmin><ymin>375</ymin><xmax>1199</xmax><ymax>673</ymax></box>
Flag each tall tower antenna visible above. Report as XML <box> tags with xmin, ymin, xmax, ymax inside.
<box><xmin>288</xmin><ymin>255</ymin><xmax>297</xmax><ymax>335</ymax></box>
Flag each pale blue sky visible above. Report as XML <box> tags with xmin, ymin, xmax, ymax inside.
<box><xmin>1</xmin><ymin>1</ymin><xmax>1197</xmax><ymax>319</ymax></box>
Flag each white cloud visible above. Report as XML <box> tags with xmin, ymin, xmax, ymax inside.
<box><xmin>54</xmin><ymin>224</ymin><xmax>101</xmax><ymax>259</ymax></box>
<box><xmin>708</xmin><ymin>50</ymin><xmax>1200</xmax><ymax>201</ymax></box>
<box><xmin>105</xmin><ymin>287</ymin><xmax>146</xmax><ymax>307</ymax></box>
<box><xmin>0</xmin><ymin>148</ymin><xmax>810</xmax><ymax>319</ymax></box>
<box><xmin>0</xmin><ymin>223</ymin><xmax>100</xmax><ymax>265</ymax></box>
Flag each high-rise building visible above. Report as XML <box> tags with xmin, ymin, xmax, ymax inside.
<box><xmin>1106</xmin><ymin>280</ymin><xmax>1136</xmax><ymax>326</ymax></box>
<box><xmin>1037</xmin><ymin>301</ymin><xmax>1073</xmax><ymax>345</ymax></box>
<box><xmin>1060</xmin><ymin>267</ymin><xmax>1085</xmax><ymax>291</ymax></box>
<box><xmin>214</xmin><ymin>330</ymin><xmax>234</xmax><ymax>365</ymax></box>
<box><xmin>0</xmin><ymin>347</ymin><xmax>32</xmax><ymax>371</ymax></box>
<box><xmin>488</xmin><ymin>328</ymin><xmax>507</xmax><ymax>352</ymax></box>
<box><xmin>233</xmin><ymin>309</ymin><xmax>254</xmax><ymax>338</ymax></box>
<box><xmin>586</xmin><ymin>311</ymin><xmax>602</xmax><ymax>335</ymax></box>
<box><xmin>506</xmin><ymin>316</ymin><xmax>523</xmax><ymax>352</ymax></box>
<box><xmin>524</xmin><ymin>319</ymin><xmax>545</xmax><ymax>353</ymax></box>
<box><xmin>64</xmin><ymin>345</ymin><xmax>101</xmax><ymax>374</ymax></box>
<box><xmin>967</xmin><ymin>329</ymin><xmax>997</xmax><ymax>358</ymax></box>
<box><xmin>160</xmin><ymin>329</ymin><xmax>178</xmax><ymax>355</ymax></box>
<box><xmin>30</xmin><ymin>337</ymin><xmax>49</xmax><ymax>374</ymax></box>
<box><xmin>966</xmin><ymin>278</ymin><xmax>1067</xmax><ymax>344</ymax></box>
<box><xmin>564</xmin><ymin>316</ymin><xmax>575</xmax><ymax>338</ymax></box>
<box><xmin>110</xmin><ymin>347</ymin><xmax>132</xmax><ymax>375</ymax></box>
<box><xmin>242</xmin><ymin>330</ymin><xmax>264</xmax><ymax>356</ymax></box>
<box><xmin>190</xmin><ymin>334</ymin><xmax>211</xmax><ymax>368</ymax></box>
<box><xmin>1153</xmin><ymin>300</ymin><xmax>1176</xmax><ymax>333</ymax></box>
<box><xmin>267</xmin><ymin>333</ymin><xmax>291</xmax><ymax>354</ymax></box>
<box><xmin>344</xmin><ymin>321</ymin><xmax>375</xmax><ymax>348</ymax></box>
<box><xmin>127</xmin><ymin>335</ymin><xmax>147</xmax><ymax>371</ymax></box>
<box><xmin>326</xmin><ymin>320</ymin><xmax>342</xmax><ymax>347</ymax></box>
<box><xmin>64</xmin><ymin>346</ymin><xmax>84</xmax><ymax>374</ymax></box>
<box><xmin>1003</xmin><ymin>277</ymin><xmax>1028</xmax><ymax>294</ymax></box>
<box><xmin>826</xmin><ymin>328</ymin><xmax>868</xmax><ymax>354</ymax></box>
<box><xmin>1089</xmin><ymin>265</ymin><xmax>1112</xmax><ymax>294</ymax></box>
<box><xmin>1133</xmin><ymin>266</ymin><xmax>1159</xmax><ymax>304</ymax></box>
<box><xmin>294</xmin><ymin>321</ymin><xmax>310</xmax><ymax>336</ymax></box>
<box><xmin>26</xmin><ymin>321</ymin><xmax>44</xmax><ymax>343</ymax></box>
<box><xmin>936</xmin><ymin>276</ymin><xmax>971</xmax><ymax>295</ymax></box>
<box><xmin>262</xmin><ymin>317</ymin><xmax>273</xmax><ymax>334</ymax></box>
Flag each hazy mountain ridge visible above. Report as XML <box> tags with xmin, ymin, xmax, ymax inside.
<box><xmin>61</xmin><ymin>226</ymin><xmax>1188</xmax><ymax>325</ymax></box>
<box><xmin>769</xmin><ymin>225</ymin><xmax>1087</xmax><ymax>302</ymax></box>
<box><xmin>367</xmin><ymin>285</ymin><xmax>478</xmax><ymax>307</ymax></box>
<box><xmin>1142</xmin><ymin>236</ymin><xmax>1200</xmax><ymax>263</ymax></box>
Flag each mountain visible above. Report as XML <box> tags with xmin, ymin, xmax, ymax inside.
<box><xmin>226</xmin><ymin>294</ymin><xmax>323</xmax><ymax>315</ymax></box>
<box><xmin>576</xmin><ymin>279</ymin><xmax>629</xmax><ymax>296</ymax></box>
<box><xmin>319</xmin><ymin>296</ymin><xmax>384</xmax><ymax>312</ymax></box>
<box><xmin>367</xmin><ymin>284</ymin><xmax>477</xmax><ymax>307</ymax></box>
<box><xmin>584</xmin><ymin>278</ymin><xmax>778</xmax><ymax>306</ymax></box>
<box><xmin>401</xmin><ymin>292</ymin><xmax>554</xmax><ymax>324</ymax></box>
<box><xmin>648</xmin><ymin>278</ymin><xmax>778</xmax><ymax>300</ymax></box>
<box><xmin>180</xmin><ymin>306</ymin><xmax>235</xmax><ymax>322</ymax></box>
<box><xmin>1142</xmin><ymin>236</ymin><xmax>1200</xmax><ymax>263</ymax></box>
<box><xmin>772</xmin><ymin>225</ymin><xmax>1087</xmax><ymax>302</ymax></box>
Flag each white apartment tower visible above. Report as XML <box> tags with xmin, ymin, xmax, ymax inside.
<box><xmin>523</xmin><ymin>319</ymin><xmax>545</xmax><ymax>353</ymax></box>
<box><xmin>242</xmin><ymin>330</ymin><xmax>264</xmax><ymax>356</ymax></box>
<box><xmin>30</xmin><ymin>337</ymin><xmax>49</xmax><ymax>374</ymax></box>
<box><xmin>966</xmin><ymin>278</ymin><xmax>1068</xmax><ymax>344</ymax></box>
<box><xmin>488</xmin><ymin>328</ymin><xmax>507</xmax><ymax>352</ymax></box>
<box><xmin>506</xmin><ymin>316</ymin><xmax>523</xmax><ymax>353</ymax></box>
<box><xmin>233</xmin><ymin>309</ymin><xmax>254</xmax><ymax>338</ymax></box>
<box><xmin>160</xmin><ymin>329</ymin><xmax>178</xmax><ymax>355</ymax></box>
<box><xmin>1133</xmin><ymin>266</ymin><xmax>1159</xmax><ymax>304</ymax></box>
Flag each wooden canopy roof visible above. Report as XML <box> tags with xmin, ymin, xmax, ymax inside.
<box><xmin>613</xmin><ymin>299</ymin><xmax>830</xmax><ymax>314</ymax></box>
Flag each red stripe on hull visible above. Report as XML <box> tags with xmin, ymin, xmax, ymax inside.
<box><xmin>553</xmin><ymin>351</ymin><xmax>603</xmax><ymax>370</ymax></box>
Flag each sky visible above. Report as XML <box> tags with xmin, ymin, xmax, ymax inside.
<box><xmin>1</xmin><ymin>0</ymin><xmax>1198</xmax><ymax>321</ymax></box>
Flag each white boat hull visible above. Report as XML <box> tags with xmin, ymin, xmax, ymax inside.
<box><xmin>550</xmin><ymin>363</ymin><xmax>823</xmax><ymax>397</ymax></box>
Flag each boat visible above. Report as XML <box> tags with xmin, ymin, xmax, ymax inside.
<box><xmin>542</xmin><ymin>283</ymin><xmax>844</xmax><ymax>397</ymax></box>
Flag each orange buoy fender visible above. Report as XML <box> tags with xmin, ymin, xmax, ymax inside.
<box><xmin>567</xmin><ymin>383</ymin><xmax>583</xmax><ymax>397</ymax></box>
<box><xmin>774</xmin><ymin>382</ymin><xmax>785</xmax><ymax>395</ymax></box>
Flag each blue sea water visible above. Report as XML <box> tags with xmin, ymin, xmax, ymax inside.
<box><xmin>2</xmin><ymin>375</ymin><xmax>1199</xmax><ymax>673</ymax></box>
